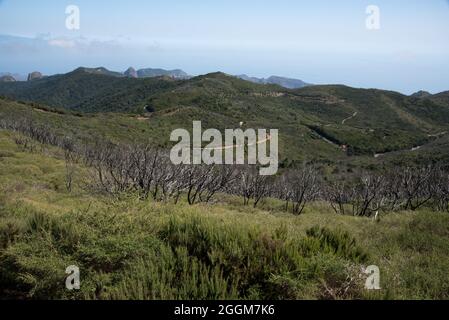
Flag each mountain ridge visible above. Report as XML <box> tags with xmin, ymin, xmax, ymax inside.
<box><xmin>237</xmin><ymin>74</ymin><xmax>311</xmax><ymax>89</ymax></box>
<box><xmin>1</xmin><ymin>69</ymin><xmax>448</xmax><ymax>162</ymax></box>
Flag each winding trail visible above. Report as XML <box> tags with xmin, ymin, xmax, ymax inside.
<box><xmin>177</xmin><ymin>134</ymin><xmax>271</xmax><ymax>150</ymax></box>
<box><xmin>342</xmin><ymin>112</ymin><xmax>358</xmax><ymax>125</ymax></box>
<box><xmin>428</xmin><ymin>131</ymin><xmax>447</xmax><ymax>138</ymax></box>
<box><xmin>374</xmin><ymin>144</ymin><xmax>423</xmax><ymax>158</ymax></box>
<box><xmin>187</xmin><ymin>134</ymin><xmax>273</xmax><ymax>151</ymax></box>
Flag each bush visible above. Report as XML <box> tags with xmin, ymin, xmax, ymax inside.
<box><xmin>304</xmin><ymin>226</ymin><xmax>369</xmax><ymax>263</ymax></box>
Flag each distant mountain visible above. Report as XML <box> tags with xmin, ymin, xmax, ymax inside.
<box><xmin>411</xmin><ymin>90</ymin><xmax>432</xmax><ymax>99</ymax></box>
<box><xmin>137</xmin><ymin>68</ymin><xmax>190</xmax><ymax>79</ymax></box>
<box><xmin>0</xmin><ymin>75</ymin><xmax>16</xmax><ymax>82</ymax></box>
<box><xmin>0</xmin><ymin>72</ymin><xmax>26</xmax><ymax>81</ymax></box>
<box><xmin>69</xmin><ymin>66</ymin><xmax>190</xmax><ymax>79</ymax></box>
<box><xmin>75</xmin><ymin>67</ymin><xmax>125</xmax><ymax>78</ymax></box>
<box><xmin>266</xmin><ymin>76</ymin><xmax>311</xmax><ymax>89</ymax></box>
<box><xmin>0</xmin><ymin>67</ymin><xmax>177</xmax><ymax>112</ymax></box>
<box><xmin>237</xmin><ymin>74</ymin><xmax>311</xmax><ymax>89</ymax></box>
<box><xmin>27</xmin><ymin>71</ymin><xmax>44</xmax><ymax>81</ymax></box>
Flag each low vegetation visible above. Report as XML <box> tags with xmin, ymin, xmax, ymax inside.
<box><xmin>0</xmin><ymin>129</ymin><xmax>448</xmax><ymax>300</ymax></box>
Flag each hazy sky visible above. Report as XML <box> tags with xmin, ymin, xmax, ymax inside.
<box><xmin>0</xmin><ymin>0</ymin><xmax>448</xmax><ymax>94</ymax></box>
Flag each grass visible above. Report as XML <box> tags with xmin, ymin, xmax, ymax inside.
<box><xmin>0</xmin><ymin>130</ymin><xmax>448</xmax><ymax>300</ymax></box>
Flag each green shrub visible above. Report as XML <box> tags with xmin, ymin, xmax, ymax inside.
<box><xmin>303</xmin><ymin>226</ymin><xmax>369</xmax><ymax>263</ymax></box>
<box><xmin>0</xmin><ymin>218</ymin><xmax>26</xmax><ymax>249</ymax></box>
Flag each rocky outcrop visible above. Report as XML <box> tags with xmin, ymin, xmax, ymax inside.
<box><xmin>27</xmin><ymin>71</ymin><xmax>43</xmax><ymax>81</ymax></box>
<box><xmin>124</xmin><ymin>67</ymin><xmax>138</xmax><ymax>78</ymax></box>
<box><xmin>0</xmin><ymin>75</ymin><xmax>16</xmax><ymax>82</ymax></box>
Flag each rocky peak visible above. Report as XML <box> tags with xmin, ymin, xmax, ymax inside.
<box><xmin>124</xmin><ymin>67</ymin><xmax>138</xmax><ymax>78</ymax></box>
<box><xmin>27</xmin><ymin>71</ymin><xmax>43</xmax><ymax>81</ymax></box>
<box><xmin>0</xmin><ymin>75</ymin><xmax>16</xmax><ymax>82</ymax></box>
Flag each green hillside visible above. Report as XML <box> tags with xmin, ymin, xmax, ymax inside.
<box><xmin>1</xmin><ymin>70</ymin><xmax>448</xmax><ymax>162</ymax></box>
<box><xmin>0</xmin><ymin>130</ymin><xmax>448</xmax><ymax>300</ymax></box>
<box><xmin>0</xmin><ymin>68</ymin><xmax>178</xmax><ymax>113</ymax></box>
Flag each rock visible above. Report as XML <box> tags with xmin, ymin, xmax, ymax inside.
<box><xmin>27</xmin><ymin>71</ymin><xmax>43</xmax><ymax>81</ymax></box>
<box><xmin>124</xmin><ymin>67</ymin><xmax>138</xmax><ymax>78</ymax></box>
<box><xmin>0</xmin><ymin>75</ymin><xmax>16</xmax><ymax>82</ymax></box>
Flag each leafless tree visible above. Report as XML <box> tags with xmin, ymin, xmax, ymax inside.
<box><xmin>233</xmin><ymin>166</ymin><xmax>271</xmax><ymax>207</ymax></box>
<box><xmin>325</xmin><ymin>180</ymin><xmax>352</xmax><ymax>215</ymax></box>
<box><xmin>198</xmin><ymin>165</ymin><xmax>238</xmax><ymax>203</ymax></box>
<box><xmin>5</xmin><ymin>114</ymin><xmax>449</xmax><ymax>215</ymax></box>
<box><xmin>431</xmin><ymin>166</ymin><xmax>449</xmax><ymax>212</ymax></box>
<box><xmin>350</xmin><ymin>173</ymin><xmax>386</xmax><ymax>216</ymax></box>
<box><xmin>274</xmin><ymin>173</ymin><xmax>294</xmax><ymax>211</ymax></box>
<box><xmin>64</xmin><ymin>149</ymin><xmax>78</xmax><ymax>192</ymax></box>
<box><xmin>128</xmin><ymin>144</ymin><xmax>160</xmax><ymax>199</ymax></box>
<box><xmin>287</xmin><ymin>167</ymin><xmax>321</xmax><ymax>215</ymax></box>
<box><xmin>395</xmin><ymin>166</ymin><xmax>434</xmax><ymax>211</ymax></box>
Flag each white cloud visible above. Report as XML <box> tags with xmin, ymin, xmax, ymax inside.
<box><xmin>48</xmin><ymin>39</ymin><xmax>76</xmax><ymax>48</ymax></box>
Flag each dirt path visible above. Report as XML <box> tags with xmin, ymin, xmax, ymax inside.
<box><xmin>375</xmin><ymin>145</ymin><xmax>423</xmax><ymax>158</ymax></box>
<box><xmin>342</xmin><ymin>112</ymin><xmax>358</xmax><ymax>125</ymax></box>
<box><xmin>33</xmin><ymin>108</ymin><xmax>52</xmax><ymax>114</ymax></box>
<box><xmin>190</xmin><ymin>134</ymin><xmax>272</xmax><ymax>151</ymax></box>
<box><xmin>428</xmin><ymin>131</ymin><xmax>447</xmax><ymax>138</ymax></box>
<box><xmin>375</xmin><ymin>131</ymin><xmax>447</xmax><ymax>158</ymax></box>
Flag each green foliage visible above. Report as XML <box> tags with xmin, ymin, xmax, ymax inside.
<box><xmin>304</xmin><ymin>226</ymin><xmax>368</xmax><ymax>263</ymax></box>
<box><xmin>0</xmin><ymin>69</ymin><xmax>178</xmax><ymax>113</ymax></box>
<box><xmin>2</xmin><ymin>71</ymin><xmax>449</xmax><ymax>164</ymax></box>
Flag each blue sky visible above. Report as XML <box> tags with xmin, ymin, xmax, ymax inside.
<box><xmin>0</xmin><ymin>0</ymin><xmax>448</xmax><ymax>94</ymax></box>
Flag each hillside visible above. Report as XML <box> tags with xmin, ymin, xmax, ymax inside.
<box><xmin>0</xmin><ymin>70</ymin><xmax>448</xmax><ymax>161</ymax></box>
<box><xmin>0</xmin><ymin>68</ymin><xmax>179</xmax><ymax>113</ymax></box>
<box><xmin>0</xmin><ymin>129</ymin><xmax>448</xmax><ymax>299</ymax></box>
<box><xmin>430</xmin><ymin>91</ymin><xmax>449</xmax><ymax>106</ymax></box>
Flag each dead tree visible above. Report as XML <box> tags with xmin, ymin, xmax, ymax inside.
<box><xmin>64</xmin><ymin>149</ymin><xmax>77</xmax><ymax>192</ymax></box>
<box><xmin>198</xmin><ymin>165</ymin><xmax>238</xmax><ymax>203</ymax></box>
<box><xmin>288</xmin><ymin>167</ymin><xmax>321</xmax><ymax>215</ymax></box>
<box><xmin>128</xmin><ymin>144</ymin><xmax>160</xmax><ymax>199</ymax></box>
<box><xmin>252</xmin><ymin>174</ymin><xmax>271</xmax><ymax>208</ymax></box>
<box><xmin>275</xmin><ymin>173</ymin><xmax>294</xmax><ymax>211</ymax></box>
<box><xmin>152</xmin><ymin>156</ymin><xmax>182</xmax><ymax>202</ymax></box>
<box><xmin>399</xmin><ymin>166</ymin><xmax>434</xmax><ymax>211</ymax></box>
<box><xmin>431</xmin><ymin>166</ymin><xmax>449</xmax><ymax>212</ymax></box>
<box><xmin>350</xmin><ymin>173</ymin><xmax>386</xmax><ymax>216</ymax></box>
<box><xmin>237</xmin><ymin>167</ymin><xmax>255</xmax><ymax>206</ymax></box>
<box><xmin>233</xmin><ymin>166</ymin><xmax>271</xmax><ymax>207</ymax></box>
<box><xmin>326</xmin><ymin>180</ymin><xmax>351</xmax><ymax>215</ymax></box>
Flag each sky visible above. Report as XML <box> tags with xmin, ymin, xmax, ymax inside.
<box><xmin>0</xmin><ymin>0</ymin><xmax>448</xmax><ymax>94</ymax></box>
